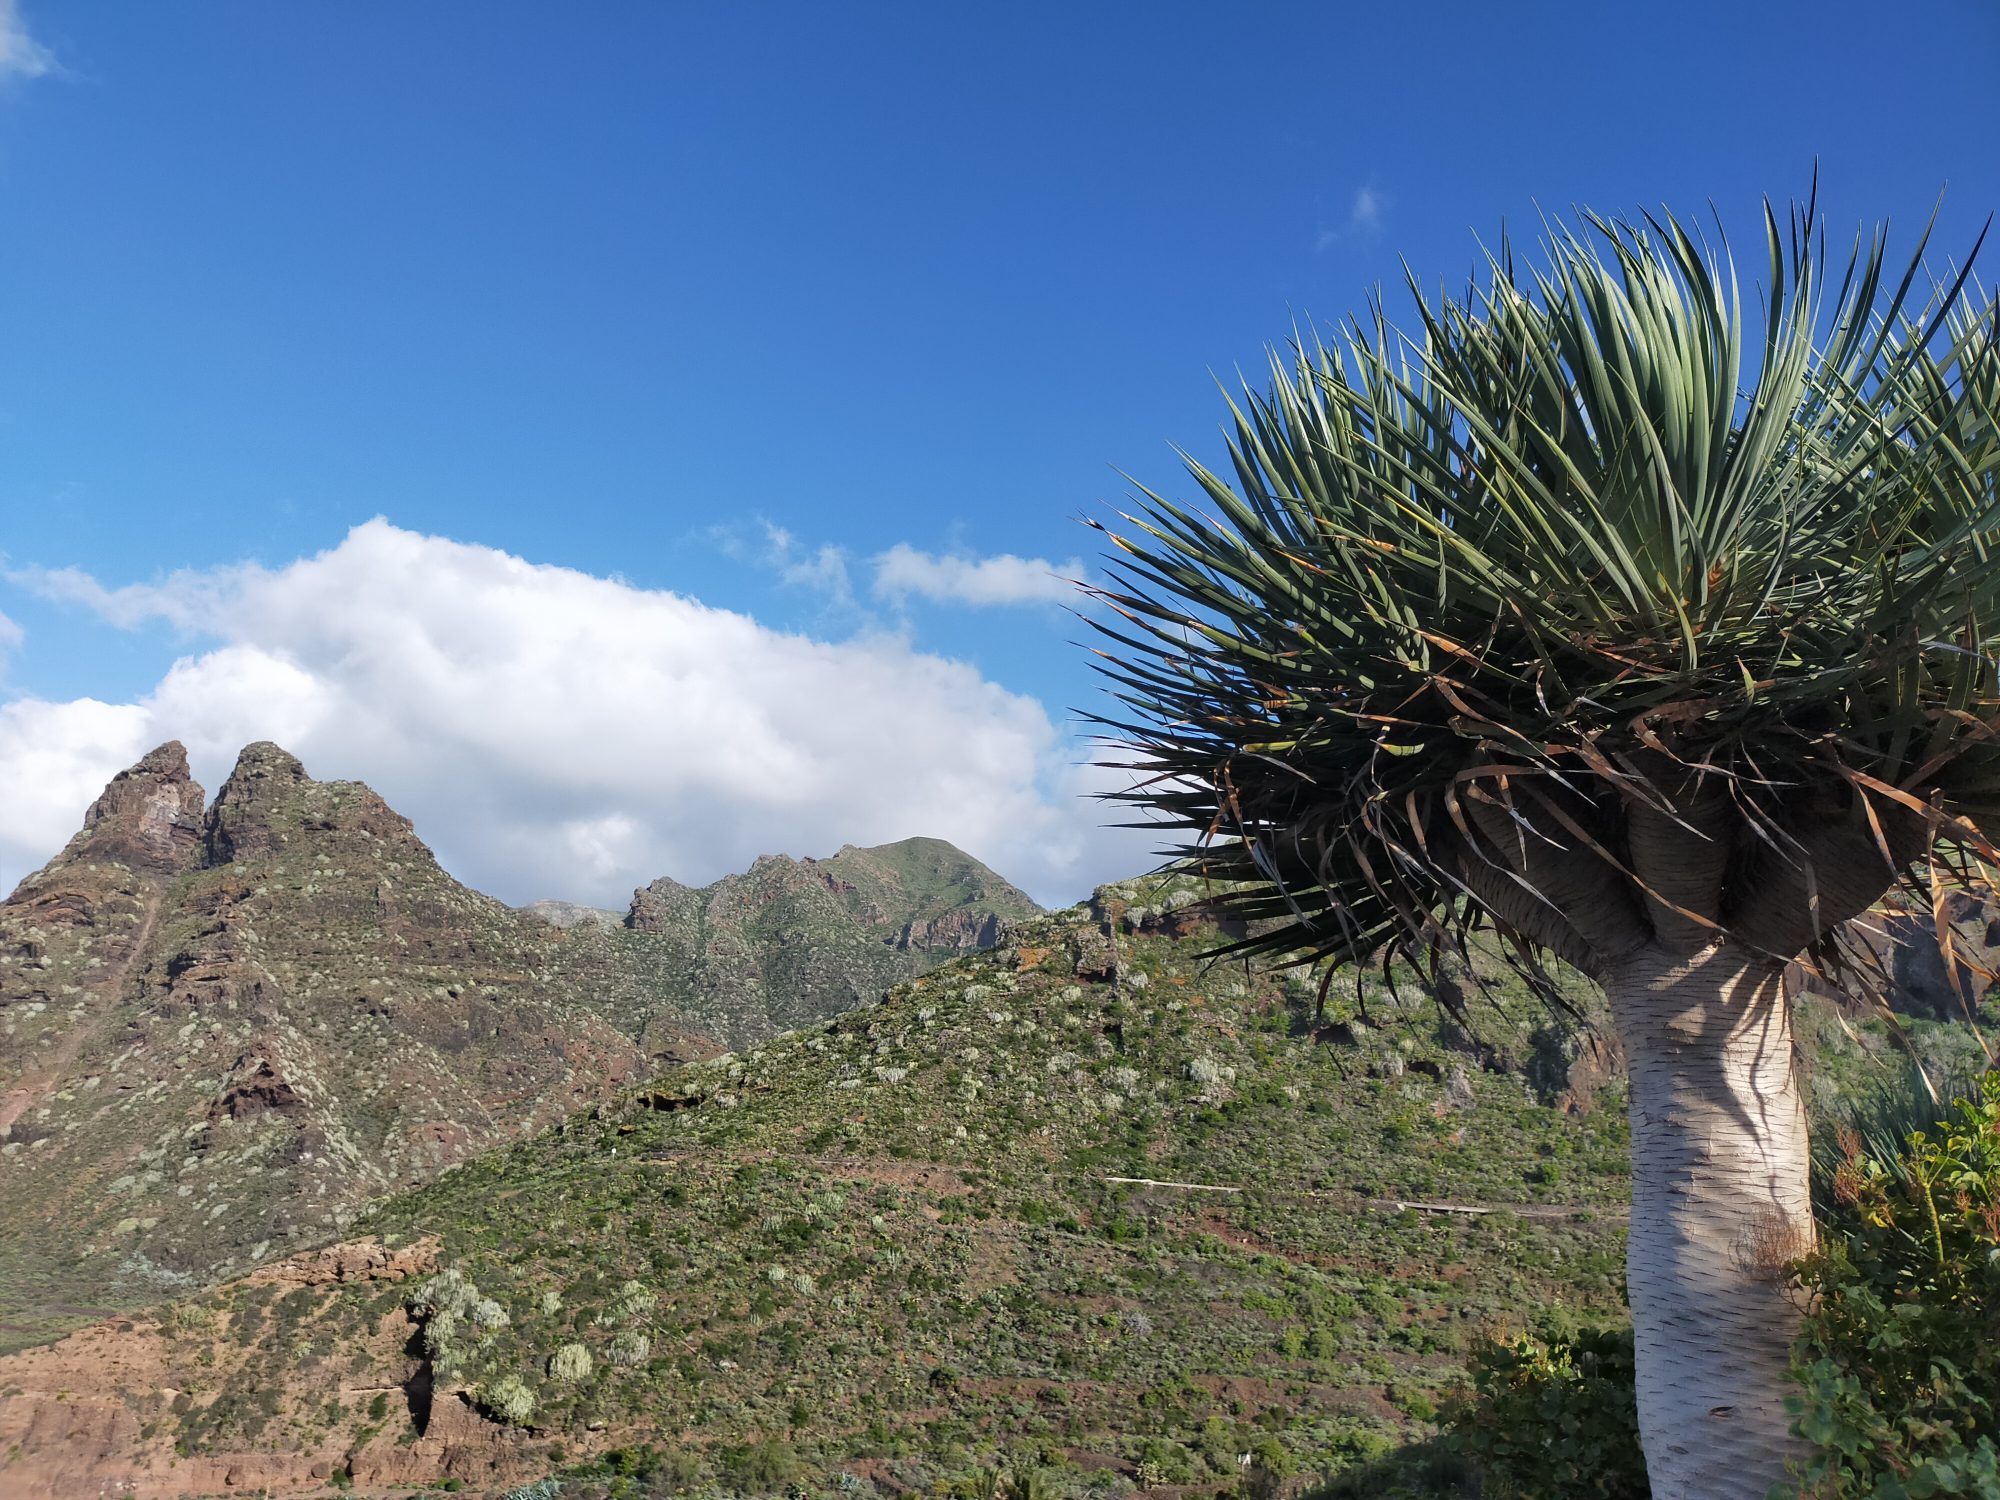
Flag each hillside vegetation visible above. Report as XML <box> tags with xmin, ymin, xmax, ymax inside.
<box><xmin>2</xmin><ymin>869</ymin><xmax>1985</xmax><ymax>1497</ymax></box>
<box><xmin>0</xmin><ymin>743</ymin><xmax>1030</xmax><ymax>1353</ymax></box>
<box><xmin>0</xmin><ymin>879</ymin><xmax>1649</xmax><ymax>1496</ymax></box>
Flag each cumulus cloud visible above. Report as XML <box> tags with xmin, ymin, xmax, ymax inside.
<box><xmin>0</xmin><ymin>1</ymin><xmax>56</xmax><ymax>82</ymax></box>
<box><xmin>3</xmin><ymin>521</ymin><xmax>1157</xmax><ymax>906</ymax></box>
<box><xmin>872</xmin><ymin>545</ymin><xmax>1083</xmax><ymax>608</ymax></box>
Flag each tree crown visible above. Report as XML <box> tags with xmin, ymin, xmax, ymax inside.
<box><xmin>1090</xmin><ymin>198</ymin><xmax>2000</xmax><ymax>997</ymax></box>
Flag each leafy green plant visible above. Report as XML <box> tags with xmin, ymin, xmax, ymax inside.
<box><xmin>1810</xmin><ymin>1062</ymin><xmax>1990</xmax><ymax>1217</ymax></box>
<box><xmin>1787</xmin><ymin>1074</ymin><xmax>2000</xmax><ymax>1495</ymax></box>
<box><xmin>717</xmin><ymin>1437</ymin><xmax>802</xmax><ymax>1494</ymax></box>
<box><xmin>1446</xmin><ymin>1325</ymin><xmax>1646</xmax><ymax>1498</ymax></box>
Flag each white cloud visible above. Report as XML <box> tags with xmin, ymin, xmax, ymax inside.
<box><xmin>8</xmin><ymin>563</ymin><xmax>222</xmax><ymax>630</ymax></box>
<box><xmin>1314</xmin><ymin>183</ymin><xmax>1387</xmax><ymax>251</ymax></box>
<box><xmin>0</xmin><ymin>608</ymin><xmax>22</xmax><ymax>655</ymax></box>
<box><xmin>1350</xmin><ymin>185</ymin><xmax>1383</xmax><ymax>231</ymax></box>
<box><xmin>872</xmin><ymin>544</ymin><xmax>1082</xmax><ymax>608</ymax></box>
<box><xmin>763</xmin><ymin>523</ymin><xmax>854</xmax><ymax>605</ymax></box>
<box><xmin>3</xmin><ymin>521</ymin><xmax>1155</xmax><ymax>906</ymax></box>
<box><xmin>0</xmin><ymin>0</ymin><xmax>56</xmax><ymax>82</ymax></box>
<box><xmin>0</xmin><ymin>696</ymin><xmax>153</xmax><ymax>860</ymax></box>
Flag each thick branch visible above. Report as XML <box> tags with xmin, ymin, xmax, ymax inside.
<box><xmin>1451</xmin><ymin>843</ymin><xmax>1600</xmax><ymax>976</ymax></box>
<box><xmin>1625</xmin><ymin>756</ymin><xmax>1736</xmax><ymax>954</ymax></box>
<box><xmin>1456</xmin><ymin>782</ymin><xmax>1650</xmax><ymax>976</ymax></box>
<box><xmin>1729</xmin><ymin>792</ymin><xmax>1922</xmax><ymax>958</ymax></box>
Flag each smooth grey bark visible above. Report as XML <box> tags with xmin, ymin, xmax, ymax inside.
<box><xmin>1605</xmin><ymin>943</ymin><xmax>1812</xmax><ymax>1499</ymax></box>
<box><xmin>1440</xmin><ymin>780</ymin><xmax>1920</xmax><ymax>1496</ymax></box>
<box><xmin>1452</xmin><ymin>783</ymin><xmax>1914</xmax><ymax>1498</ymax></box>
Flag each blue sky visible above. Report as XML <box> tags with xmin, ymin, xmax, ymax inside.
<box><xmin>1</xmin><ymin>0</ymin><xmax>1997</xmax><ymax>904</ymax></box>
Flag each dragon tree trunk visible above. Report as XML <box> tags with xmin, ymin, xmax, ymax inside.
<box><xmin>1605</xmin><ymin>942</ymin><xmax>1813</xmax><ymax>1499</ymax></box>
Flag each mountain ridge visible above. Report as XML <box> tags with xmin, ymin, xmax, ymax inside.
<box><xmin>0</xmin><ymin>743</ymin><xmax>1034</xmax><ymax>1348</ymax></box>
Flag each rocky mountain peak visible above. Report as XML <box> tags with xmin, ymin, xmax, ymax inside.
<box><xmin>230</xmin><ymin>739</ymin><xmax>308</xmax><ymax>781</ymax></box>
<box><xmin>204</xmin><ymin>741</ymin><xmax>419</xmax><ymax>866</ymax></box>
<box><xmin>68</xmin><ymin>740</ymin><xmax>207</xmax><ymax>877</ymax></box>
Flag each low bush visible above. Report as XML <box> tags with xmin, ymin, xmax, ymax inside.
<box><xmin>1445</xmin><ymin>1323</ymin><xmax>1645</xmax><ymax>1498</ymax></box>
<box><xmin>480</xmin><ymin>1374</ymin><xmax>536</xmax><ymax>1427</ymax></box>
<box><xmin>1787</xmin><ymin>1074</ymin><xmax>2000</xmax><ymax>1496</ymax></box>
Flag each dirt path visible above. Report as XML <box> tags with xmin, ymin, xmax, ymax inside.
<box><xmin>1103</xmin><ymin>1171</ymin><xmax>1625</xmax><ymax>1221</ymax></box>
<box><xmin>642</xmin><ymin>1149</ymin><xmax>1625</xmax><ymax>1223</ymax></box>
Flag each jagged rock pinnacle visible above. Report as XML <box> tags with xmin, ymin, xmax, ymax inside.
<box><xmin>204</xmin><ymin>741</ymin><xmax>420</xmax><ymax>866</ymax></box>
<box><xmin>69</xmin><ymin>740</ymin><xmax>206</xmax><ymax>876</ymax></box>
<box><xmin>205</xmin><ymin>742</ymin><xmax>311</xmax><ymax>864</ymax></box>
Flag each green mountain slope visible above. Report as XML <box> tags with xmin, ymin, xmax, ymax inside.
<box><xmin>0</xmin><ymin>879</ymin><xmax>1648</xmax><ymax>1496</ymax></box>
<box><xmin>587</xmin><ymin>836</ymin><xmax>1039</xmax><ymax>1043</ymax></box>
<box><xmin>0</xmin><ymin>747</ymin><xmax>1034</xmax><ymax>1353</ymax></box>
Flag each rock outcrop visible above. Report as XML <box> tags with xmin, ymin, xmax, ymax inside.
<box><xmin>1882</xmin><ymin>892</ymin><xmax>2000</xmax><ymax>1022</ymax></box>
<box><xmin>243</xmin><ymin>1233</ymin><xmax>439</xmax><ymax>1288</ymax></box>
<box><xmin>892</xmin><ymin>905</ymin><xmax>1012</xmax><ymax>952</ymax></box>
<box><xmin>517</xmin><ymin>898</ymin><xmax>623</xmax><ymax>931</ymax></box>
<box><xmin>0</xmin><ymin>1234</ymin><xmax>536</xmax><ymax>1499</ymax></box>
<box><xmin>66</xmin><ymin>740</ymin><xmax>208</xmax><ymax>877</ymax></box>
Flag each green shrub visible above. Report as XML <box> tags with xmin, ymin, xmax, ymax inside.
<box><xmin>1133</xmin><ymin>1436</ymin><xmax>1199</xmax><ymax>1486</ymax></box>
<box><xmin>607</xmin><ymin>1328</ymin><xmax>650</xmax><ymax>1367</ymax></box>
<box><xmin>1787</xmin><ymin>1075</ymin><xmax>2000</xmax><ymax>1495</ymax></box>
<box><xmin>1445</xmin><ymin>1324</ymin><xmax>1645</xmax><ymax>1498</ymax></box>
<box><xmin>718</xmin><ymin>1437</ymin><xmax>802</xmax><ymax>1493</ymax></box>
<box><xmin>479</xmin><ymin>1374</ymin><xmax>536</xmax><ymax>1427</ymax></box>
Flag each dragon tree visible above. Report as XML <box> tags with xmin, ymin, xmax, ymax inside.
<box><xmin>1087</xmin><ymin>199</ymin><xmax>1999</xmax><ymax>1496</ymax></box>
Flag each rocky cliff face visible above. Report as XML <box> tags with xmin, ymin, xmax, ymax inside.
<box><xmin>1</xmin><ymin>745</ymin><xmax>205</xmax><ymax>1141</ymax></box>
<box><xmin>66</xmin><ymin>741</ymin><xmax>208</xmax><ymax>876</ymax></box>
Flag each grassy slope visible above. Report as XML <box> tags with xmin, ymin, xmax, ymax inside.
<box><xmin>35</xmin><ymin>876</ymin><xmax>1988</xmax><ymax>1498</ymax></box>
<box><xmin>604</xmin><ymin>838</ymin><xmax>1041</xmax><ymax>1044</ymax></box>
<box><xmin>151</xmin><ymin>880</ymin><xmax>1636</xmax><ymax>1491</ymax></box>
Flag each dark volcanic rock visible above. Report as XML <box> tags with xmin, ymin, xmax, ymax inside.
<box><xmin>892</xmin><ymin>906</ymin><xmax>1011</xmax><ymax>953</ymax></box>
<box><xmin>1883</xmin><ymin>893</ymin><xmax>2000</xmax><ymax>1022</ymax></box>
<box><xmin>67</xmin><ymin>742</ymin><xmax>207</xmax><ymax>878</ymax></box>
<box><xmin>204</xmin><ymin>741</ymin><xmax>421</xmax><ymax>865</ymax></box>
